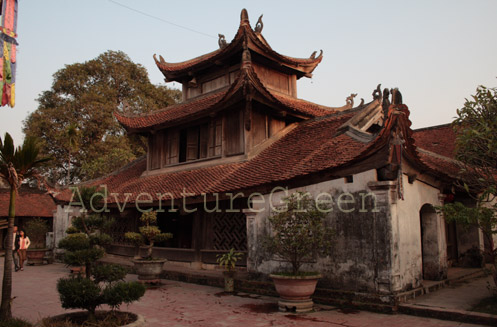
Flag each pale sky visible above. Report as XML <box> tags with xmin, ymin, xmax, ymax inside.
<box><xmin>1</xmin><ymin>0</ymin><xmax>497</xmax><ymax>143</ymax></box>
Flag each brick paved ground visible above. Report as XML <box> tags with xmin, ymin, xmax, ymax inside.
<box><xmin>0</xmin><ymin>261</ymin><xmax>483</xmax><ymax>327</ymax></box>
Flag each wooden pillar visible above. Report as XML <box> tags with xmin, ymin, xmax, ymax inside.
<box><xmin>191</xmin><ymin>210</ymin><xmax>203</xmax><ymax>268</ymax></box>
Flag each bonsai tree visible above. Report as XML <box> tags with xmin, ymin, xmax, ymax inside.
<box><xmin>125</xmin><ymin>211</ymin><xmax>172</xmax><ymax>260</ymax></box>
<box><xmin>56</xmin><ymin>186</ymin><xmax>145</xmax><ymax>323</ymax></box>
<box><xmin>24</xmin><ymin>218</ymin><xmax>49</xmax><ymax>249</ymax></box>
<box><xmin>56</xmin><ymin>262</ymin><xmax>145</xmax><ymax>323</ymax></box>
<box><xmin>264</xmin><ymin>192</ymin><xmax>334</xmax><ymax>275</ymax></box>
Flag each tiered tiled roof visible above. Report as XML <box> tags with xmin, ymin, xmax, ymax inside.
<box><xmin>0</xmin><ymin>186</ymin><xmax>56</xmax><ymax>217</ymax></box>
<box><xmin>154</xmin><ymin>9</ymin><xmax>322</xmax><ymax>82</ymax></box>
<box><xmin>115</xmin><ymin>64</ymin><xmax>333</xmax><ymax>133</ymax></box>
<box><xmin>61</xmin><ymin>94</ymin><xmax>447</xmax><ymax>205</ymax></box>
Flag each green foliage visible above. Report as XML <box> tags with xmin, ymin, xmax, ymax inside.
<box><xmin>23</xmin><ymin>50</ymin><xmax>181</xmax><ymax>185</ymax></box>
<box><xmin>57</xmin><ymin>276</ymin><xmax>145</xmax><ymax>316</ymax></box>
<box><xmin>454</xmin><ymin>85</ymin><xmax>497</xmax><ymax>169</ymax></box>
<box><xmin>65</xmin><ymin>226</ymin><xmax>79</xmax><ymax>234</ymax></box>
<box><xmin>62</xmin><ymin>248</ymin><xmax>104</xmax><ymax>268</ymax></box>
<box><xmin>124</xmin><ymin>232</ymin><xmax>143</xmax><ymax>246</ymax></box>
<box><xmin>102</xmin><ymin>282</ymin><xmax>146</xmax><ymax>310</ymax></box>
<box><xmin>126</xmin><ymin>211</ymin><xmax>172</xmax><ymax>259</ymax></box>
<box><xmin>442</xmin><ymin>82</ymin><xmax>497</xmax><ymax>291</ymax></box>
<box><xmin>24</xmin><ymin>218</ymin><xmax>49</xmax><ymax>249</ymax></box>
<box><xmin>92</xmin><ymin>264</ymin><xmax>128</xmax><ymax>284</ymax></box>
<box><xmin>58</xmin><ymin>233</ymin><xmax>90</xmax><ymax>252</ymax></box>
<box><xmin>264</xmin><ymin>192</ymin><xmax>334</xmax><ymax>275</ymax></box>
<box><xmin>217</xmin><ymin>248</ymin><xmax>243</xmax><ymax>272</ymax></box>
<box><xmin>56</xmin><ymin>186</ymin><xmax>145</xmax><ymax>317</ymax></box>
<box><xmin>57</xmin><ymin>277</ymin><xmax>101</xmax><ymax>313</ymax></box>
<box><xmin>139</xmin><ymin>211</ymin><xmax>158</xmax><ymax>225</ymax></box>
<box><xmin>437</xmin><ymin>202</ymin><xmax>495</xmax><ymax>232</ymax></box>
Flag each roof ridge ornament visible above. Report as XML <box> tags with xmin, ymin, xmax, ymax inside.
<box><xmin>153</xmin><ymin>54</ymin><xmax>167</xmax><ymax>66</ymax></box>
<box><xmin>218</xmin><ymin>34</ymin><xmax>228</xmax><ymax>49</ymax></box>
<box><xmin>346</xmin><ymin>93</ymin><xmax>357</xmax><ymax>108</ymax></box>
<box><xmin>240</xmin><ymin>8</ymin><xmax>250</xmax><ymax>25</ymax></box>
<box><xmin>391</xmin><ymin>88</ymin><xmax>403</xmax><ymax>105</ymax></box>
<box><xmin>254</xmin><ymin>14</ymin><xmax>264</xmax><ymax>33</ymax></box>
<box><xmin>372</xmin><ymin>84</ymin><xmax>382</xmax><ymax>100</ymax></box>
<box><xmin>310</xmin><ymin>50</ymin><xmax>323</xmax><ymax>59</ymax></box>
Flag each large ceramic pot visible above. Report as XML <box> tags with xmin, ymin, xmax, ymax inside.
<box><xmin>26</xmin><ymin>248</ymin><xmax>47</xmax><ymax>265</ymax></box>
<box><xmin>133</xmin><ymin>259</ymin><xmax>165</xmax><ymax>282</ymax></box>
<box><xmin>270</xmin><ymin>273</ymin><xmax>321</xmax><ymax>313</ymax></box>
<box><xmin>36</xmin><ymin>311</ymin><xmax>145</xmax><ymax>327</ymax></box>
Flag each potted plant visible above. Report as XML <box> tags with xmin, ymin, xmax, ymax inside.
<box><xmin>24</xmin><ymin>217</ymin><xmax>49</xmax><ymax>265</ymax></box>
<box><xmin>264</xmin><ymin>192</ymin><xmax>334</xmax><ymax>313</ymax></box>
<box><xmin>125</xmin><ymin>211</ymin><xmax>172</xmax><ymax>283</ymax></box>
<box><xmin>216</xmin><ymin>248</ymin><xmax>243</xmax><ymax>292</ymax></box>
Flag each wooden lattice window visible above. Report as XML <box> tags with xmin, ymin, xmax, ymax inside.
<box><xmin>212</xmin><ymin>212</ymin><xmax>247</xmax><ymax>251</ymax></box>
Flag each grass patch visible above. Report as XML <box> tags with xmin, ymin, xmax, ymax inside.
<box><xmin>0</xmin><ymin>317</ymin><xmax>33</xmax><ymax>327</ymax></box>
<box><xmin>471</xmin><ymin>296</ymin><xmax>497</xmax><ymax>315</ymax></box>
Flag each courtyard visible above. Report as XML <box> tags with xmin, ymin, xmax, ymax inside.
<box><xmin>0</xmin><ymin>260</ymin><xmax>485</xmax><ymax>327</ymax></box>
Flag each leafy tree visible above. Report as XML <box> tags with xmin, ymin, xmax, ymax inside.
<box><xmin>439</xmin><ymin>84</ymin><xmax>497</xmax><ymax>292</ymax></box>
<box><xmin>23</xmin><ymin>50</ymin><xmax>181</xmax><ymax>185</ymax></box>
<box><xmin>0</xmin><ymin>133</ymin><xmax>50</xmax><ymax>320</ymax></box>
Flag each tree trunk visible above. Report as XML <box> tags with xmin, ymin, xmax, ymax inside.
<box><xmin>0</xmin><ymin>187</ymin><xmax>16</xmax><ymax>320</ymax></box>
<box><xmin>147</xmin><ymin>241</ymin><xmax>154</xmax><ymax>259</ymax></box>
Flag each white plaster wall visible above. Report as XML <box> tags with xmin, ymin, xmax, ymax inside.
<box><xmin>390</xmin><ymin>172</ymin><xmax>445</xmax><ymax>291</ymax></box>
<box><xmin>248</xmin><ymin>169</ymin><xmax>392</xmax><ymax>292</ymax></box>
<box><xmin>53</xmin><ymin>204</ymin><xmax>80</xmax><ymax>255</ymax></box>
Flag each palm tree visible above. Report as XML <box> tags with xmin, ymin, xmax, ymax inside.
<box><xmin>0</xmin><ymin>133</ymin><xmax>50</xmax><ymax>319</ymax></box>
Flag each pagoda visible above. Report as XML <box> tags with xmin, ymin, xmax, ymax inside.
<box><xmin>61</xmin><ymin>9</ymin><xmax>485</xmax><ymax>302</ymax></box>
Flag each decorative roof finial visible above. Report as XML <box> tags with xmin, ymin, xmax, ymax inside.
<box><xmin>346</xmin><ymin>93</ymin><xmax>357</xmax><ymax>107</ymax></box>
<box><xmin>218</xmin><ymin>34</ymin><xmax>227</xmax><ymax>49</ymax></box>
<box><xmin>391</xmin><ymin>88</ymin><xmax>403</xmax><ymax>105</ymax></box>
<box><xmin>240</xmin><ymin>8</ymin><xmax>249</xmax><ymax>25</ymax></box>
<box><xmin>254</xmin><ymin>14</ymin><xmax>263</xmax><ymax>33</ymax></box>
<box><xmin>310</xmin><ymin>50</ymin><xmax>323</xmax><ymax>59</ymax></box>
<box><xmin>372</xmin><ymin>84</ymin><xmax>382</xmax><ymax>100</ymax></box>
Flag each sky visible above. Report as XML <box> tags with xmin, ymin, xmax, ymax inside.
<box><xmin>1</xmin><ymin>0</ymin><xmax>497</xmax><ymax>143</ymax></box>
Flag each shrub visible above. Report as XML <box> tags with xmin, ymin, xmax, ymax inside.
<box><xmin>56</xmin><ymin>186</ymin><xmax>146</xmax><ymax>322</ymax></box>
<box><xmin>24</xmin><ymin>218</ymin><xmax>49</xmax><ymax>249</ymax></box>
<box><xmin>264</xmin><ymin>192</ymin><xmax>334</xmax><ymax>275</ymax></box>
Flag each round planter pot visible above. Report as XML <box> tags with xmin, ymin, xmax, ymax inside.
<box><xmin>26</xmin><ymin>248</ymin><xmax>47</xmax><ymax>265</ymax></box>
<box><xmin>269</xmin><ymin>273</ymin><xmax>321</xmax><ymax>313</ymax></box>
<box><xmin>36</xmin><ymin>311</ymin><xmax>145</xmax><ymax>327</ymax></box>
<box><xmin>133</xmin><ymin>259</ymin><xmax>166</xmax><ymax>282</ymax></box>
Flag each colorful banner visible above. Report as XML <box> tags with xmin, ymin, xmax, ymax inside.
<box><xmin>0</xmin><ymin>0</ymin><xmax>18</xmax><ymax>107</ymax></box>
